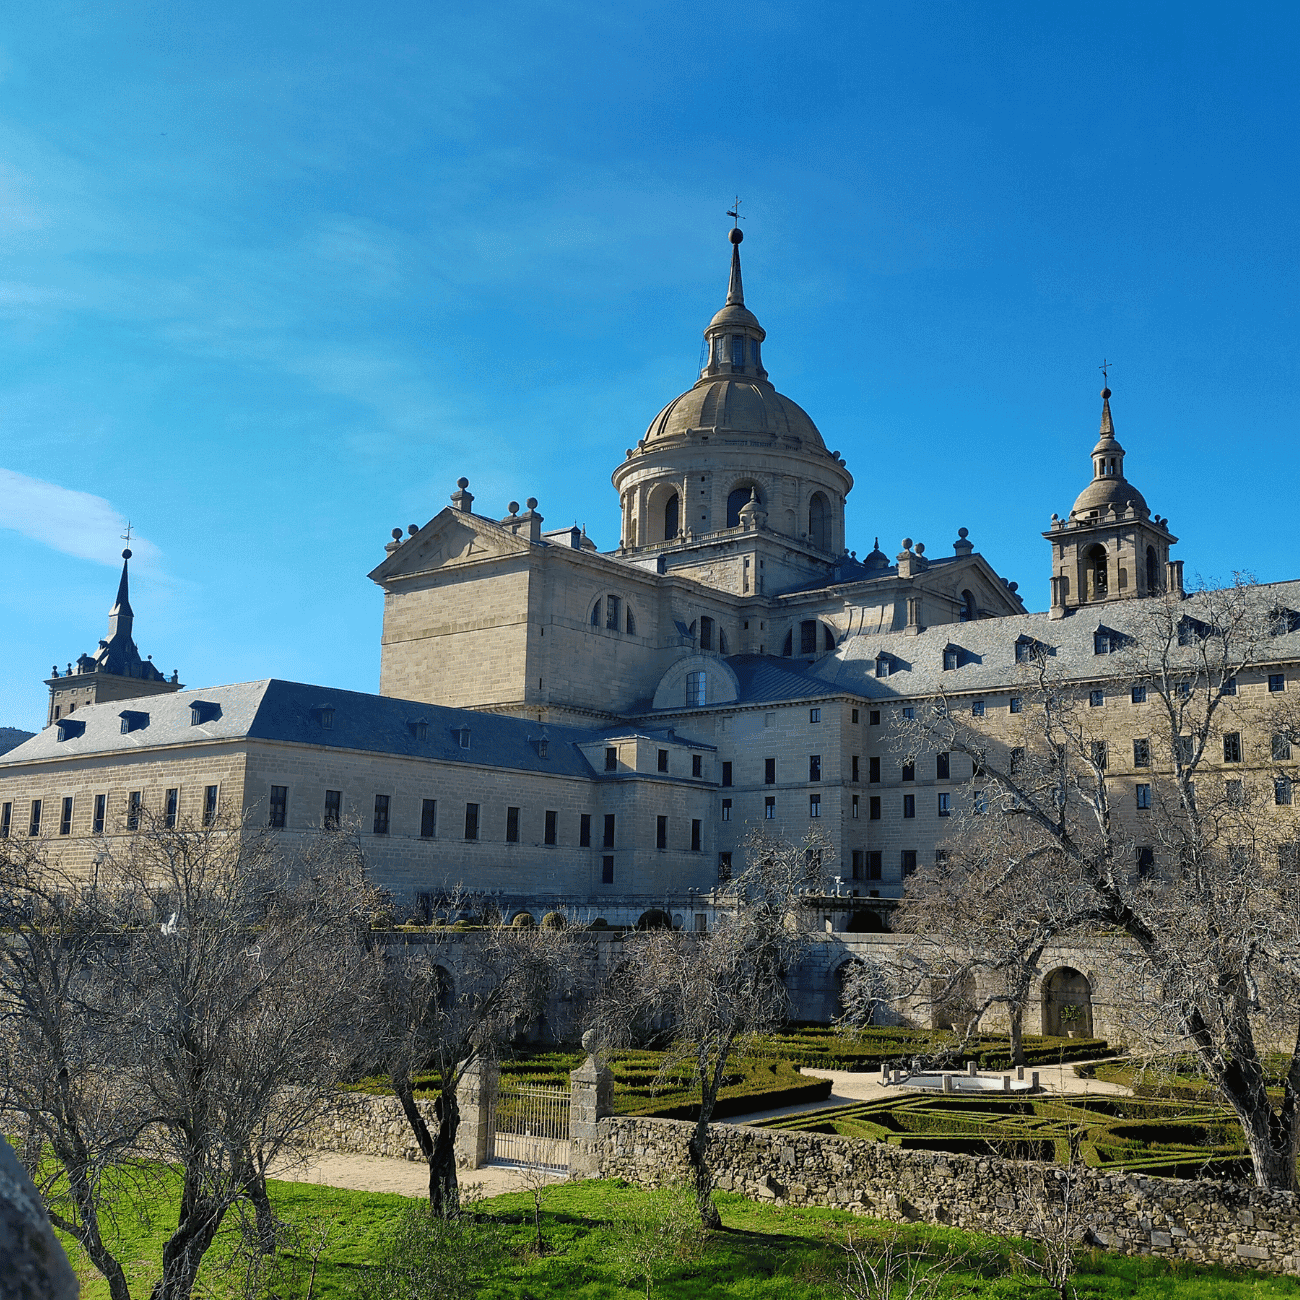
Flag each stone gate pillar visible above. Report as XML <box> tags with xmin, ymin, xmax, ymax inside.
<box><xmin>569</xmin><ymin>1030</ymin><xmax>613</xmax><ymax>1179</ymax></box>
<box><xmin>454</xmin><ymin>1056</ymin><xmax>498</xmax><ymax>1171</ymax></box>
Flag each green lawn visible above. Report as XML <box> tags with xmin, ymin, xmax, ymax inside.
<box><xmin>58</xmin><ymin>1173</ymin><xmax>1300</xmax><ymax>1300</ymax></box>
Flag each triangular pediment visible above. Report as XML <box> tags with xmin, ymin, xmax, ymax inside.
<box><xmin>368</xmin><ymin>510</ymin><xmax>532</xmax><ymax>584</ymax></box>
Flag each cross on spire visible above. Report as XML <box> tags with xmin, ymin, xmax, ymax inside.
<box><xmin>726</xmin><ymin>197</ymin><xmax>745</xmax><ymax>228</ymax></box>
<box><xmin>121</xmin><ymin>520</ymin><xmax>134</xmax><ymax>546</ymax></box>
<box><xmin>1099</xmin><ymin>358</ymin><xmax>1112</xmax><ymax>386</ymax></box>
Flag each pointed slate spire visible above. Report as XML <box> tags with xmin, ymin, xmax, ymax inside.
<box><xmin>1098</xmin><ymin>385</ymin><xmax>1116</xmax><ymax>440</ymax></box>
<box><xmin>726</xmin><ymin>227</ymin><xmax>745</xmax><ymax>306</ymax></box>
<box><xmin>106</xmin><ymin>548</ymin><xmax>134</xmax><ymax>643</ymax></box>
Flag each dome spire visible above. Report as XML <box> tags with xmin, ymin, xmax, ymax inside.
<box><xmin>724</xmin><ymin>197</ymin><xmax>746</xmax><ymax>306</ymax></box>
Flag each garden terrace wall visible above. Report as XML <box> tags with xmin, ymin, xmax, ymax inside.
<box><xmin>592</xmin><ymin>1116</ymin><xmax>1300</xmax><ymax>1277</ymax></box>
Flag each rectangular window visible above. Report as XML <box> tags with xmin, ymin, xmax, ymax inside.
<box><xmin>1270</xmin><ymin>673</ymin><xmax>1286</xmax><ymax>693</ymax></box>
<box><xmin>203</xmin><ymin>785</ymin><xmax>218</xmax><ymax>827</ymax></box>
<box><xmin>127</xmin><ymin>791</ymin><xmax>142</xmax><ymax>831</ymax></box>
<box><xmin>1136</xmin><ymin>783</ymin><xmax>1152</xmax><ymax>810</ymax></box>
<box><xmin>372</xmin><ymin>794</ymin><xmax>390</xmax><ymax>835</ymax></box>
<box><xmin>851</xmin><ymin>708</ymin><xmax>859</xmax><ymax>723</ymax></box>
<box><xmin>1009</xmin><ymin>696</ymin><xmax>1022</xmax><ymax>714</ymax></box>
<box><xmin>692</xmin><ymin>754</ymin><xmax>703</xmax><ymax>778</ymax></box>
<box><xmin>1274</xmin><ymin>734</ymin><xmax>1293</xmax><ymax>761</ymax></box>
<box><xmin>851</xmin><ymin>849</ymin><xmax>864</xmax><ymax>880</ymax></box>
<box><xmin>721</xmin><ymin>761</ymin><xmax>732</xmax><ymax>787</ymax></box>
<box><xmin>1276</xmin><ymin>778</ymin><xmax>1293</xmax><ymax>807</ymax></box>
<box><xmin>937</xmin><ymin>792</ymin><xmax>951</xmax><ymax>817</ymax></box>
<box><xmin>869</xmin><ymin>796</ymin><xmax>881</xmax><ymax>820</ymax></box>
<box><xmin>1089</xmin><ymin>689</ymin><xmax>1104</xmax><ymax>708</ymax></box>
<box><xmin>721</xmin><ymin>798</ymin><xmax>732</xmax><ymax>822</ymax></box>
<box><xmin>1133</xmin><ymin>738</ymin><xmax>1150</xmax><ymax>767</ymax></box>
<box><xmin>851</xmin><ymin>755</ymin><xmax>859</xmax><ymax>783</ymax></box>
<box><xmin>1010</xmin><ymin>747</ymin><xmax>1025</xmax><ymax>774</ymax></box>
<box><xmin>657</xmin><ymin>815</ymin><xmax>668</xmax><ymax>850</ymax></box>
<box><xmin>764</xmin><ymin>757</ymin><xmax>776</xmax><ymax>785</ymax></box>
<box><xmin>580</xmin><ymin>813</ymin><xmax>592</xmax><ymax>847</ymax></box>
<box><xmin>605</xmin><ymin>746</ymin><xmax>618</xmax><ymax>772</ymax></box>
<box><xmin>902</xmin><ymin>850</ymin><xmax>917</xmax><ymax>877</ymax></box>
<box><xmin>1222</xmin><ymin>677</ymin><xmax>1237</xmax><ymax>696</ymax></box>
<box><xmin>971</xmin><ymin>701</ymin><xmax>985</xmax><ymax>717</ymax></box>
<box><xmin>93</xmin><ymin>794</ymin><xmax>106</xmax><ymax>835</ymax></box>
<box><xmin>869</xmin><ymin>756</ymin><xmax>880</xmax><ymax>783</ymax></box>
<box><xmin>658</xmin><ymin>748</ymin><xmax>669</xmax><ymax>773</ymax></box>
<box><xmin>325</xmin><ymin>789</ymin><xmax>342</xmax><ymax>829</ymax></box>
<box><xmin>420</xmin><ymin>798</ymin><xmax>437</xmax><ymax>839</ymax></box>
<box><xmin>718</xmin><ymin>851</ymin><xmax>733</xmax><ymax>882</ymax></box>
<box><xmin>1223</xmin><ymin>732</ymin><xmax>1242</xmax><ymax>763</ymax></box>
<box><xmin>603</xmin><ymin>813</ymin><xmax>616</xmax><ymax>848</ymax></box>
<box><xmin>464</xmin><ymin>802</ymin><xmax>480</xmax><ymax>841</ymax></box>
<box><xmin>1175</xmin><ymin>681</ymin><xmax>1191</xmax><ymax>700</ymax></box>
<box><xmin>903</xmin><ymin>793</ymin><xmax>915</xmax><ymax>819</ymax></box>
<box><xmin>686</xmin><ymin>671</ymin><xmax>706</xmax><ymax>706</ymax></box>
<box><xmin>60</xmin><ymin>796</ymin><xmax>73</xmax><ymax>836</ymax></box>
<box><xmin>29</xmin><ymin>799</ymin><xmax>42</xmax><ymax>837</ymax></box>
<box><xmin>973</xmin><ymin>789</ymin><xmax>987</xmax><ymax>815</ymax></box>
<box><xmin>601</xmin><ymin>856</ymin><xmax>615</xmax><ymax>884</ymax></box>
<box><xmin>867</xmin><ymin>850</ymin><xmax>882</xmax><ymax>880</ymax></box>
<box><xmin>164</xmin><ymin>787</ymin><xmax>178</xmax><ymax>829</ymax></box>
<box><xmin>1174</xmin><ymin>735</ymin><xmax>1194</xmax><ymax>765</ymax></box>
<box><xmin>1137</xmin><ymin>846</ymin><xmax>1155</xmax><ymax>877</ymax></box>
<box><xmin>809</xmin><ymin>708</ymin><xmax>821</xmax><ymax>723</ymax></box>
<box><xmin>809</xmin><ymin>755</ymin><xmax>821</xmax><ymax>782</ymax></box>
<box><xmin>267</xmin><ymin>786</ymin><xmax>286</xmax><ymax>829</ymax></box>
<box><xmin>1131</xmin><ymin>684</ymin><xmax>1147</xmax><ymax>704</ymax></box>
<box><xmin>943</xmin><ymin>648</ymin><xmax>959</xmax><ymax>671</ymax></box>
<box><xmin>1091</xmin><ymin>740</ymin><xmax>1108</xmax><ymax>770</ymax></box>
<box><xmin>936</xmin><ymin>752</ymin><xmax>950</xmax><ymax>780</ymax></box>
<box><xmin>851</xmin><ymin>794</ymin><xmax>859</xmax><ymax>819</ymax></box>
<box><xmin>0</xmin><ymin>801</ymin><xmax>10</xmax><ymax>838</ymax></box>
<box><xmin>506</xmin><ymin>806</ymin><xmax>520</xmax><ymax>843</ymax></box>
<box><xmin>902</xmin><ymin>706</ymin><xmax>915</xmax><ymax>720</ymax></box>
<box><xmin>901</xmin><ymin>761</ymin><xmax>915</xmax><ymax>782</ymax></box>
<box><xmin>869</xmin><ymin>710</ymin><xmax>880</xmax><ymax>725</ymax></box>
<box><xmin>544</xmin><ymin>810</ymin><xmax>558</xmax><ymax>845</ymax></box>
<box><xmin>764</xmin><ymin>796</ymin><xmax>776</xmax><ymax>820</ymax></box>
<box><xmin>809</xmin><ymin>794</ymin><xmax>821</xmax><ymax>818</ymax></box>
<box><xmin>691</xmin><ymin>819</ymin><xmax>702</xmax><ymax>851</ymax></box>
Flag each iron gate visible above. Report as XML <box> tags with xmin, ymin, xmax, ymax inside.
<box><xmin>487</xmin><ymin>1080</ymin><xmax>571</xmax><ymax>1170</ymax></box>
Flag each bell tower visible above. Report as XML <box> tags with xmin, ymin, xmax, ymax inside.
<box><xmin>1044</xmin><ymin>383</ymin><xmax>1180</xmax><ymax>618</ymax></box>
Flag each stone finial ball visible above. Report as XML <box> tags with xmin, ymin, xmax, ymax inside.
<box><xmin>1101</xmin><ymin>387</ymin><xmax>1111</xmax><ymax>400</ymax></box>
<box><xmin>526</xmin><ymin>497</ymin><xmax>538</xmax><ymax>510</ymax></box>
<box><xmin>902</xmin><ymin>537</ymin><xmax>913</xmax><ymax>550</ymax></box>
<box><xmin>958</xmin><ymin>527</ymin><xmax>969</xmax><ymax>539</ymax></box>
<box><xmin>729</xmin><ymin>227</ymin><xmax>743</xmax><ymax>244</ymax></box>
<box><xmin>915</xmin><ymin>542</ymin><xmax>925</xmax><ymax>555</ymax></box>
<box><xmin>408</xmin><ymin>525</ymin><xmax>419</xmax><ymax>536</ymax></box>
<box><xmin>457</xmin><ymin>476</ymin><xmax>470</xmax><ymax>489</ymax></box>
<box><xmin>581</xmin><ymin>1028</ymin><xmax>599</xmax><ymax>1053</ymax></box>
<box><xmin>391</xmin><ymin>528</ymin><xmax>403</xmax><ymax>540</ymax></box>
<box><xmin>508</xmin><ymin>501</ymin><xmax>520</xmax><ymax>515</ymax></box>
<box><xmin>121</xmin><ymin>547</ymin><xmax>133</xmax><ymax>560</ymax></box>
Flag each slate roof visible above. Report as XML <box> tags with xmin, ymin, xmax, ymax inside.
<box><xmin>0</xmin><ymin>680</ymin><xmax>702</xmax><ymax>777</ymax></box>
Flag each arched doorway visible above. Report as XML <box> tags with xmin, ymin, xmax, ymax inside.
<box><xmin>807</xmin><ymin>491</ymin><xmax>831</xmax><ymax>551</ymax></box>
<box><xmin>1041</xmin><ymin>966</ymin><xmax>1093</xmax><ymax>1037</ymax></box>
<box><xmin>636</xmin><ymin>909</ymin><xmax>672</xmax><ymax>931</ymax></box>
<box><xmin>663</xmin><ymin>493</ymin><xmax>679</xmax><ymax>541</ymax></box>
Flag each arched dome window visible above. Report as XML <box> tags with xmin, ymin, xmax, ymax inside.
<box><xmin>960</xmin><ymin>590</ymin><xmax>976</xmax><ymax>622</ymax></box>
<box><xmin>663</xmin><ymin>493</ymin><xmax>679</xmax><ymax>541</ymax></box>
<box><xmin>727</xmin><ymin>483</ymin><xmax>762</xmax><ymax>529</ymax></box>
<box><xmin>808</xmin><ymin>492</ymin><xmax>830</xmax><ymax>551</ymax></box>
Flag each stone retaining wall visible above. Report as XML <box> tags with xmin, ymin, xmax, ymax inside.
<box><xmin>296</xmin><ymin>1093</ymin><xmax>436</xmax><ymax>1163</ymax></box>
<box><xmin>593</xmin><ymin>1116</ymin><xmax>1300</xmax><ymax>1277</ymax></box>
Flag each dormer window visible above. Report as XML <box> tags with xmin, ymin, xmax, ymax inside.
<box><xmin>1014</xmin><ymin>636</ymin><xmax>1042</xmax><ymax>664</ymax></box>
<box><xmin>313</xmin><ymin>704</ymin><xmax>335</xmax><ymax>730</ymax></box>
<box><xmin>457</xmin><ymin>727</ymin><xmax>471</xmax><ymax>750</ymax></box>
<box><xmin>875</xmin><ymin>655</ymin><xmax>891</xmax><ymax>679</ymax></box>
<box><xmin>119</xmin><ymin>710</ymin><xmax>148</xmax><ymax>734</ymax></box>
<box><xmin>1093</xmin><ymin>627</ymin><xmax>1123</xmax><ymax>655</ymax></box>
<box><xmin>942</xmin><ymin>646</ymin><xmax>961</xmax><ymax>671</ymax></box>
<box><xmin>190</xmin><ymin>701</ymin><xmax>220</xmax><ymax>726</ymax></box>
<box><xmin>55</xmin><ymin>718</ymin><xmax>84</xmax><ymax>742</ymax></box>
<box><xmin>537</xmin><ymin>736</ymin><xmax>549</xmax><ymax>759</ymax></box>
<box><xmin>410</xmin><ymin>719</ymin><xmax>429</xmax><ymax>741</ymax></box>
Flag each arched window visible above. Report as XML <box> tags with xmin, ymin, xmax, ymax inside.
<box><xmin>800</xmin><ymin>620</ymin><xmax>818</xmax><ymax>656</ymax></box>
<box><xmin>727</xmin><ymin>483</ymin><xmax>761</xmax><ymax>528</ymax></box>
<box><xmin>824</xmin><ymin>623</ymin><xmax>835</xmax><ymax>652</ymax></box>
<box><xmin>960</xmin><ymin>590</ymin><xmax>976</xmax><ymax>622</ymax></box>
<box><xmin>1085</xmin><ymin>544</ymin><xmax>1108</xmax><ymax>598</ymax></box>
<box><xmin>808</xmin><ymin>492</ymin><xmax>830</xmax><ymax>551</ymax></box>
<box><xmin>663</xmin><ymin>493</ymin><xmax>680</xmax><ymax>541</ymax></box>
<box><xmin>781</xmin><ymin>630</ymin><xmax>793</xmax><ymax>657</ymax></box>
<box><xmin>626</xmin><ymin>606</ymin><xmax>636</xmax><ymax>635</ymax></box>
<box><xmin>590</xmin><ymin>599</ymin><xmax>601</xmax><ymax>626</ymax></box>
<box><xmin>1146</xmin><ymin>546</ymin><xmax>1158</xmax><ymax>593</ymax></box>
<box><xmin>718</xmin><ymin>627</ymin><xmax>728</xmax><ymax>654</ymax></box>
<box><xmin>699</xmin><ymin>616</ymin><xmax>714</xmax><ymax>652</ymax></box>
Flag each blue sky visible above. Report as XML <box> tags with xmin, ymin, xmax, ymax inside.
<box><xmin>2</xmin><ymin>1</ymin><xmax>1298</xmax><ymax>730</ymax></box>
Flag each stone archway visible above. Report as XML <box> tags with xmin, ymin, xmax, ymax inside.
<box><xmin>844</xmin><ymin>909</ymin><xmax>888</xmax><ymax>933</ymax></box>
<box><xmin>1041</xmin><ymin>966</ymin><xmax>1093</xmax><ymax>1037</ymax></box>
<box><xmin>636</xmin><ymin>908</ymin><xmax>672</xmax><ymax>931</ymax></box>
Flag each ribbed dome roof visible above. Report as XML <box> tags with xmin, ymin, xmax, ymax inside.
<box><xmin>1071</xmin><ymin>476</ymin><xmax>1148</xmax><ymax>516</ymax></box>
<box><xmin>642</xmin><ymin>376</ymin><xmax>826</xmax><ymax>448</ymax></box>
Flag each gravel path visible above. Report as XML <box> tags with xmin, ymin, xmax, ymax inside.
<box><xmin>267</xmin><ymin>1148</ymin><xmax>563</xmax><ymax>1199</ymax></box>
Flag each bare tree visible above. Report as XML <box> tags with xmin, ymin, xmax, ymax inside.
<box><xmin>0</xmin><ymin>812</ymin><xmax>380</xmax><ymax>1300</ymax></box>
<box><xmin>898</xmin><ymin>579</ymin><xmax>1300</xmax><ymax>1189</ymax></box>
<box><xmin>366</xmin><ymin>901</ymin><xmax>577</xmax><ymax>1218</ymax></box>
<box><xmin>602</xmin><ymin>829</ymin><xmax>828</xmax><ymax>1228</ymax></box>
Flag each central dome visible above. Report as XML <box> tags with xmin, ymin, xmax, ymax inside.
<box><xmin>643</xmin><ymin>376</ymin><xmax>826</xmax><ymax>448</ymax></box>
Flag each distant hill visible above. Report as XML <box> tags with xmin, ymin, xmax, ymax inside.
<box><xmin>0</xmin><ymin>727</ymin><xmax>36</xmax><ymax>755</ymax></box>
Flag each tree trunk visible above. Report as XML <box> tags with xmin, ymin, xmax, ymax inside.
<box><xmin>152</xmin><ymin>1177</ymin><xmax>227</xmax><ymax>1300</ymax></box>
<box><xmin>686</xmin><ymin>1111</ymin><xmax>721</xmax><ymax>1231</ymax></box>
<box><xmin>51</xmin><ymin>1134</ymin><xmax>133</xmax><ymax>1300</ymax></box>
<box><xmin>246</xmin><ymin>1169</ymin><xmax>277</xmax><ymax>1254</ymax></box>
<box><xmin>1009</xmin><ymin>1003</ymin><xmax>1025</xmax><ymax>1067</ymax></box>
<box><xmin>1235</xmin><ymin>1093</ymin><xmax>1299</xmax><ymax>1192</ymax></box>
<box><xmin>428</xmin><ymin>1088</ymin><xmax>461</xmax><ymax>1218</ymax></box>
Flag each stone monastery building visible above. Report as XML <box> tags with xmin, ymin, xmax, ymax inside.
<box><xmin>5</xmin><ymin>228</ymin><xmax>1299</xmax><ymax>933</ymax></box>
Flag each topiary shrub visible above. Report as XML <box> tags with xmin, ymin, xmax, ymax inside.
<box><xmin>370</xmin><ymin>909</ymin><xmax>396</xmax><ymax>930</ymax></box>
<box><xmin>511</xmin><ymin>911</ymin><xmax>535</xmax><ymax>928</ymax></box>
<box><xmin>541</xmin><ymin>911</ymin><xmax>565</xmax><ymax>930</ymax></box>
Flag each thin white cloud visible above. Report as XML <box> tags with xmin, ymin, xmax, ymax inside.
<box><xmin>0</xmin><ymin>468</ymin><xmax>160</xmax><ymax>569</ymax></box>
